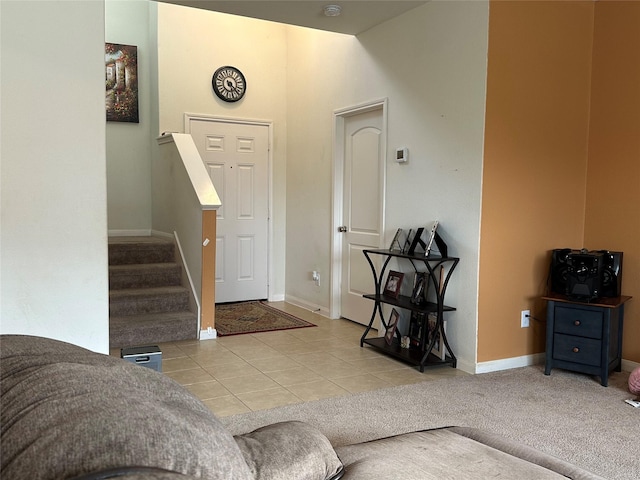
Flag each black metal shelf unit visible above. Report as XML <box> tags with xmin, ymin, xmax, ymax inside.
<box><xmin>361</xmin><ymin>248</ymin><xmax>459</xmax><ymax>372</ymax></box>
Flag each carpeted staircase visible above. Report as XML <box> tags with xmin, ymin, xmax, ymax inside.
<box><xmin>108</xmin><ymin>236</ymin><xmax>198</xmax><ymax>348</ymax></box>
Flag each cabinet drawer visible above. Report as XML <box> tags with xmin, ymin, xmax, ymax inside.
<box><xmin>553</xmin><ymin>334</ymin><xmax>601</xmax><ymax>367</ymax></box>
<box><xmin>554</xmin><ymin>306</ymin><xmax>602</xmax><ymax>339</ymax></box>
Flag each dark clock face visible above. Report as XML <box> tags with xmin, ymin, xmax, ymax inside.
<box><xmin>212</xmin><ymin>66</ymin><xmax>246</xmax><ymax>103</ymax></box>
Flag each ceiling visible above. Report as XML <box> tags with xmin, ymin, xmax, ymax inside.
<box><xmin>158</xmin><ymin>1</ymin><xmax>428</xmax><ymax>35</ymax></box>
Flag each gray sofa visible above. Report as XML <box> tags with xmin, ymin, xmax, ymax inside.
<box><xmin>0</xmin><ymin>335</ymin><xmax>603</xmax><ymax>480</ymax></box>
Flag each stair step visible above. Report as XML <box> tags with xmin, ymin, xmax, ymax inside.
<box><xmin>109</xmin><ymin>263</ymin><xmax>182</xmax><ymax>289</ymax></box>
<box><xmin>109</xmin><ymin>286</ymin><xmax>190</xmax><ymax>317</ymax></box>
<box><xmin>109</xmin><ymin>311</ymin><xmax>198</xmax><ymax>349</ymax></box>
<box><xmin>109</xmin><ymin>236</ymin><xmax>175</xmax><ymax>265</ymax></box>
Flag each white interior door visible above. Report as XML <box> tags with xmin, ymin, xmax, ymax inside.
<box><xmin>339</xmin><ymin>106</ymin><xmax>385</xmax><ymax>326</ymax></box>
<box><xmin>188</xmin><ymin>118</ymin><xmax>269</xmax><ymax>303</ymax></box>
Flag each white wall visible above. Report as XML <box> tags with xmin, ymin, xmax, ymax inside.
<box><xmin>106</xmin><ymin>0</ymin><xmax>153</xmax><ymax>233</ymax></box>
<box><xmin>0</xmin><ymin>0</ymin><xmax>109</xmax><ymax>353</ymax></box>
<box><xmin>285</xmin><ymin>1</ymin><xmax>489</xmax><ymax>370</ymax></box>
<box><xmin>156</xmin><ymin>3</ymin><xmax>288</xmax><ymax>299</ymax></box>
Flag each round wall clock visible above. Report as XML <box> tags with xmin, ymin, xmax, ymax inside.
<box><xmin>212</xmin><ymin>66</ymin><xmax>246</xmax><ymax>103</ymax></box>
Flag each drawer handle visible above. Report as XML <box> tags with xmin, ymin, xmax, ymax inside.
<box><xmin>574</xmin><ymin>320</ymin><xmax>581</xmax><ymax>326</ymax></box>
<box><xmin>572</xmin><ymin>347</ymin><xmax>580</xmax><ymax>353</ymax></box>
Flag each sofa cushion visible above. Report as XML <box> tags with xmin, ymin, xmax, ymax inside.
<box><xmin>0</xmin><ymin>335</ymin><xmax>253</xmax><ymax>480</ymax></box>
<box><xmin>234</xmin><ymin>421</ymin><xmax>344</xmax><ymax>480</ymax></box>
<box><xmin>334</xmin><ymin>427</ymin><xmax>604</xmax><ymax>479</ymax></box>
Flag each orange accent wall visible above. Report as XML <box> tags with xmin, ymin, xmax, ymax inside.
<box><xmin>480</xmin><ymin>0</ymin><xmax>639</xmax><ymax>364</ymax></box>
<box><xmin>584</xmin><ymin>0</ymin><xmax>640</xmax><ymax>362</ymax></box>
<box><xmin>201</xmin><ymin>210</ymin><xmax>217</xmax><ymax>330</ymax></box>
<box><xmin>479</xmin><ymin>1</ymin><xmax>594</xmax><ymax>362</ymax></box>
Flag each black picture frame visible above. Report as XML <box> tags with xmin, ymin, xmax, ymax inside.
<box><xmin>407</xmin><ymin>227</ymin><xmax>426</xmax><ymax>255</ymax></box>
<box><xmin>410</xmin><ymin>272</ymin><xmax>428</xmax><ymax>306</ymax></box>
<box><xmin>385</xmin><ymin>308</ymin><xmax>400</xmax><ymax>345</ymax></box>
<box><xmin>383</xmin><ymin>271</ymin><xmax>404</xmax><ymax>298</ymax></box>
<box><xmin>409</xmin><ymin>310</ymin><xmax>426</xmax><ymax>350</ymax></box>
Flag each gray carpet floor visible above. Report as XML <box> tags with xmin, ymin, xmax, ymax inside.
<box><xmin>221</xmin><ymin>365</ymin><xmax>639</xmax><ymax>479</ymax></box>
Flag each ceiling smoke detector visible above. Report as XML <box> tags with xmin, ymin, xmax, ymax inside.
<box><xmin>323</xmin><ymin>4</ymin><xmax>342</xmax><ymax>17</ymax></box>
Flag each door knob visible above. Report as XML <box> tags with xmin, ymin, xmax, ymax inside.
<box><xmin>338</xmin><ymin>226</ymin><xmax>347</xmax><ymax>232</ymax></box>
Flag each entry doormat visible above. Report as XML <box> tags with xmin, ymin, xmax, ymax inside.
<box><xmin>215</xmin><ymin>301</ymin><xmax>316</xmax><ymax>336</ymax></box>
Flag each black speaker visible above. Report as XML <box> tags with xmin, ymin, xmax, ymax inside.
<box><xmin>566</xmin><ymin>252</ymin><xmax>604</xmax><ymax>300</ymax></box>
<box><xmin>598</xmin><ymin>250</ymin><xmax>623</xmax><ymax>298</ymax></box>
<box><xmin>550</xmin><ymin>248</ymin><xmax>574</xmax><ymax>295</ymax></box>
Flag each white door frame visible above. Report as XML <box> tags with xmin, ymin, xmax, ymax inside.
<box><xmin>184</xmin><ymin>113</ymin><xmax>275</xmax><ymax>301</ymax></box>
<box><xmin>330</xmin><ymin>99</ymin><xmax>388</xmax><ymax>319</ymax></box>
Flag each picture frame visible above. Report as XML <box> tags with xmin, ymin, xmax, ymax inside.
<box><xmin>388</xmin><ymin>228</ymin><xmax>403</xmax><ymax>252</ymax></box>
<box><xmin>384</xmin><ymin>308</ymin><xmax>400</xmax><ymax>345</ymax></box>
<box><xmin>402</xmin><ymin>229</ymin><xmax>413</xmax><ymax>254</ymax></box>
<box><xmin>407</xmin><ymin>227</ymin><xmax>425</xmax><ymax>255</ymax></box>
<box><xmin>428</xmin><ymin>313</ymin><xmax>446</xmax><ymax>360</ymax></box>
<box><xmin>105</xmin><ymin>43</ymin><xmax>139</xmax><ymax>123</ymax></box>
<box><xmin>383</xmin><ymin>270</ymin><xmax>404</xmax><ymax>298</ymax></box>
<box><xmin>410</xmin><ymin>272</ymin><xmax>428</xmax><ymax>306</ymax></box>
<box><xmin>409</xmin><ymin>310</ymin><xmax>426</xmax><ymax>349</ymax></box>
<box><xmin>424</xmin><ymin>221</ymin><xmax>439</xmax><ymax>257</ymax></box>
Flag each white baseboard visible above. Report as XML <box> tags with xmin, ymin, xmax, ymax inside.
<box><xmin>200</xmin><ymin>328</ymin><xmax>217</xmax><ymax>340</ymax></box>
<box><xmin>284</xmin><ymin>294</ymin><xmax>330</xmax><ymax>318</ymax></box>
<box><xmin>476</xmin><ymin>355</ymin><xmax>638</xmax><ymax>374</ymax></box>
<box><xmin>151</xmin><ymin>229</ymin><xmax>174</xmax><ymax>239</ymax></box>
<box><xmin>268</xmin><ymin>293</ymin><xmax>285</xmax><ymax>302</ymax></box>
<box><xmin>108</xmin><ymin>229</ymin><xmax>152</xmax><ymax>237</ymax></box>
<box><xmin>475</xmin><ymin>352</ymin><xmax>545</xmax><ymax>374</ymax></box>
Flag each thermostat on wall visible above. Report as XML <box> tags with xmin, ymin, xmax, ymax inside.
<box><xmin>395</xmin><ymin>147</ymin><xmax>408</xmax><ymax>163</ymax></box>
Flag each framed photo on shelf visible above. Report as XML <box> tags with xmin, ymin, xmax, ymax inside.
<box><xmin>424</xmin><ymin>221</ymin><xmax>439</xmax><ymax>257</ymax></box>
<box><xmin>384</xmin><ymin>308</ymin><xmax>400</xmax><ymax>345</ymax></box>
<box><xmin>388</xmin><ymin>228</ymin><xmax>403</xmax><ymax>252</ymax></box>
<box><xmin>383</xmin><ymin>270</ymin><xmax>404</xmax><ymax>298</ymax></box>
<box><xmin>407</xmin><ymin>227</ymin><xmax>425</xmax><ymax>255</ymax></box>
<box><xmin>410</xmin><ymin>272</ymin><xmax>428</xmax><ymax>306</ymax></box>
<box><xmin>428</xmin><ymin>312</ymin><xmax>446</xmax><ymax>360</ymax></box>
<box><xmin>409</xmin><ymin>311</ymin><xmax>426</xmax><ymax>349</ymax></box>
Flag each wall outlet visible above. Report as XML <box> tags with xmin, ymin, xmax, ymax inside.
<box><xmin>521</xmin><ymin>309</ymin><xmax>530</xmax><ymax>328</ymax></box>
<box><xmin>312</xmin><ymin>270</ymin><xmax>320</xmax><ymax>286</ymax></box>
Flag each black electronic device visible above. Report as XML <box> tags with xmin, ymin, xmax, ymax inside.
<box><xmin>549</xmin><ymin>248</ymin><xmax>623</xmax><ymax>301</ymax></box>
<box><xmin>565</xmin><ymin>251</ymin><xmax>603</xmax><ymax>300</ymax></box>
<box><xmin>597</xmin><ymin>250</ymin><xmax>623</xmax><ymax>298</ymax></box>
<box><xmin>549</xmin><ymin>248</ymin><xmax>576</xmax><ymax>295</ymax></box>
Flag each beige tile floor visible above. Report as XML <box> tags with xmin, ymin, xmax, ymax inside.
<box><xmin>112</xmin><ymin>302</ymin><xmax>467</xmax><ymax>417</ymax></box>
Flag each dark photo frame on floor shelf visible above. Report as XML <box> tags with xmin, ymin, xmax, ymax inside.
<box><xmin>385</xmin><ymin>308</ymin><xmax>400</xmax><ymax>345</ymax></box>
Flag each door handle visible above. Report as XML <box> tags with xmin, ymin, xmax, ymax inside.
<box><xmin>338</xmin><ymin>226</ymin><xmax>347</xmax><ymax>232</ymax></box>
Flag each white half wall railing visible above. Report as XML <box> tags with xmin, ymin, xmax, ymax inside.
<box><xmin>153</xmin><ymin>133</ymin><xmax>220</xmax><ymax>339</ymax></box>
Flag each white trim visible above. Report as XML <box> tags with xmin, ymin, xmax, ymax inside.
<box><xmin>183</xmin><ymin>113</ymin><xmax>275</xmax><ymax>302</ymax></box>
<box><xmin>108</xmin><ymin>229</ymin><xmax>152</xmax><ymax>237</ymax></box>
<box><xmin>622</xmin><ymin>359</ymin><xmax>640</xmax><ymax>372</ymax></box>
<box><xmin>330</xmin><ymin>98</ymin><xmax>388</xmax><ymax>320</ymax></box>
<box><xmin>285</xmin><ymin>294</ymin><xmax>330</xmax><ymax>318</ymax></box>
<box><xmin>200</xmin><ymin>327</ymin><xmax>217</xmax><ymax>340</ymax></box>
<box><xmin>150</xmin><ymin>229</ymin><xmax>174</xmax><ymax>239</ymax></box>
<box><xmin>173</xmin><ymin>231</ymin><xmax>201</xmax><ymax>337</ymax></box>
<box><xmin>475</xmin><ymin>352</ymin><xmax>545</xmax><ymax>374</ymax></box>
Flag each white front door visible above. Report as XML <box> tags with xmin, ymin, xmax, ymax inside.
<box><xmin>338</xmin><ymin>105</ymin><xmax>385</xmax><ymax>326</ymax></box>
<box><xmin>187</xmin><ymin>117</ymin><xmax>269</xmax><ymax>303</ymax></box>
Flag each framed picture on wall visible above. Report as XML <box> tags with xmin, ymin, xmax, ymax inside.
<box><xmin>105</xmin><ymin>43</ymin><xmax>139</xmax><ymax>123</ymax></box>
